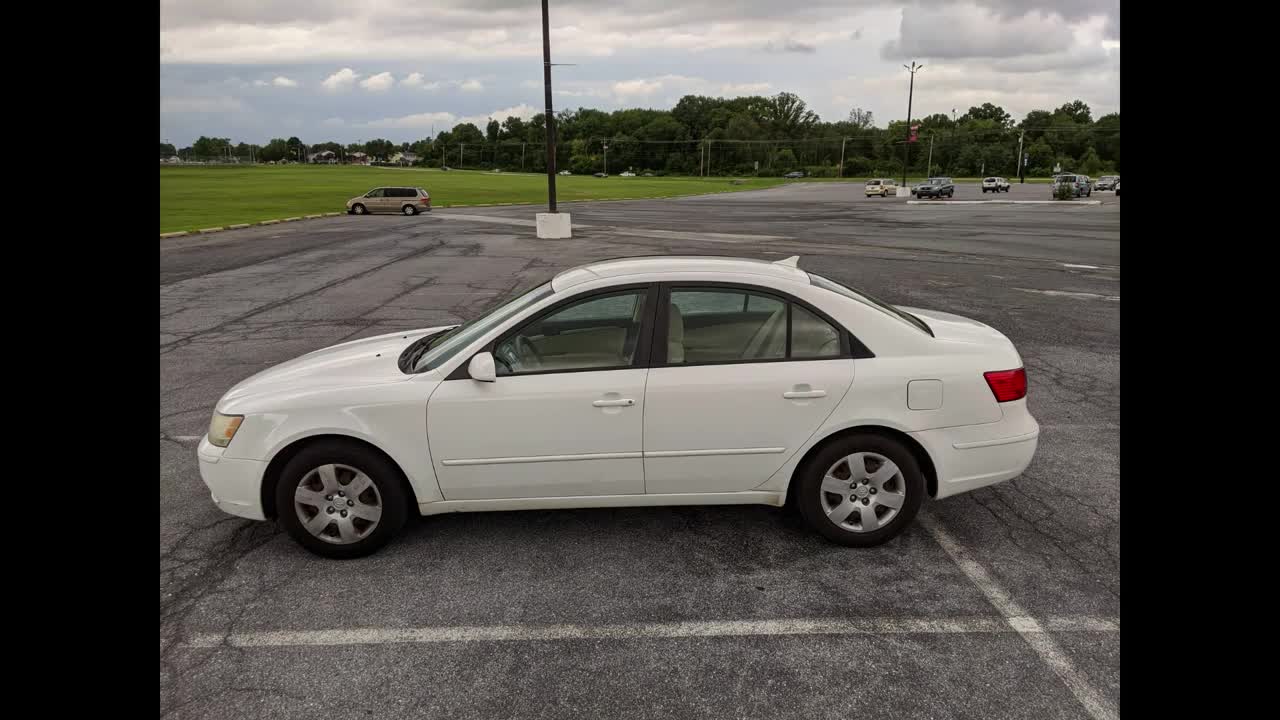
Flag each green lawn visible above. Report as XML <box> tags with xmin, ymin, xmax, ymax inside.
<box><xmin>159</xmin><ymin>165</ymin><xmax>790</xmax><ymax>234</ymax></box>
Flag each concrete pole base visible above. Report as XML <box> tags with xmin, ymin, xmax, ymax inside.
<box><xmin>895</xmin><ymin>187</ymin><xmax>911</xmax><ymax>198</ymax></box>
<box><xmin>536</xmin><ymin>212</ymin><xmax>572</xmax><ymax>239</ymax></box>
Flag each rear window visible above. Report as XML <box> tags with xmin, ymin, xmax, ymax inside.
<box><xmin>866</xmin><ymin>180</ymin><xmax>880</xmax><ymax>186</ymax></box>
<box><xmin>807</xmin><ymin>273</ymin><xmax>933</xmax><ymax>337</ymax></box>
<box><xmin>984</xmin><ymin>177</ymin><xmax>997</xmax><ymax>182</ymax></box>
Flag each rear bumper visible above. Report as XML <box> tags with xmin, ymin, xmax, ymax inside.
<box><xmin>910</xmin><ymin>400</ymin><xmax>1039</xmax><ymax>499</ymax></box>
<box><xmin>197</xmin><ymin>437</ymin><xmax>268</xmax><ymax>520</ymax></box>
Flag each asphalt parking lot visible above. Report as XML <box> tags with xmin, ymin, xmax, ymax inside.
<box><xmin>160</xmin><ymin>181</ymin><xmax>1120</xmax><ymax>719</ymax></box>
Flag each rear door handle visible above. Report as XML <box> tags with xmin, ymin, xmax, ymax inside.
<box><xmin>783</xmin><ymin>390</ymin><xmax>827</xmax><ymax>399</ymax></box>
<box><xmin>593</xmin><ymin>398</ymin><xmax>635</xmax><ymax>407</ymax></box>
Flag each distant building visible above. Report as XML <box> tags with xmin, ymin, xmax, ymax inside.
<box><xmin>390</xmin><ymin>152</ymin><xmax>420</xmax><ymax>166</ymax></box>
<box><xmin>349</xmin><ymin>152</ymin><xmax>370</xmax><ymax>165</ymax></box>
<box><xmin>308</xmin><ymin>150</ymin><xmax>337</xmax><ymax>164</ymax></box>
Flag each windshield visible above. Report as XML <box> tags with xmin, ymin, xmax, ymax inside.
<box><xmin>410</xmin><ymin>282</ymin><xmax>555</xmax><ymax>373</ymax></box>
<box><xmin>807</xmin><ymin>273</ymin><xmax>933</xmax><ymax>336</ymax></box>
<box><xmin>927</xmin><ymin>178</ymin><xmax>945</xmax><ymax>184</ymax></box>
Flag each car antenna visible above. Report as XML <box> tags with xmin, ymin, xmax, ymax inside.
<box><xmin>773</xmin><ymin>255</ymin><xmax>800</xmax><ymax>268</ymax></box>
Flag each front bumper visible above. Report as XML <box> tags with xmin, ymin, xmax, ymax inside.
<box><xmin>197</xmin><ymin>437</ymin><xmax>268</xmax><ymax>520</ymax></box>
<box><xmin>910</xmin><ymin>400</ymin><xmax>1040</xmax><ymax>499</ymax></box>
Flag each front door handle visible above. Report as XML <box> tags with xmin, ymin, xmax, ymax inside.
<box><xmin>593</xmin><ymin>398</ymin><xmax>635</xmax><ymax>407</ymax></box>
<box><xmin>783</xmin><ymin>389</ymin><xmax>827</xmax><ymax>399</ymax></box>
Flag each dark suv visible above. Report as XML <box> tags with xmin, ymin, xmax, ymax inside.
<box><xmin>915</xmin><ymin>177</ymin><xmax>955</xmax><ymax>199</ymax></box>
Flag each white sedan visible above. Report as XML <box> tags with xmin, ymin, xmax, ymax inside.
<box><xmin>199</xmin><ymin>256</ymin><xmax>1039</xmax><ymax>558</ymax></box>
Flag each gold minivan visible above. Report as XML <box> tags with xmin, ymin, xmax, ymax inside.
<box><xmin>865</xmin><ymin>178</ymin><xmax>897</xmax><ymax>197</ymax></box>
<box><xmin>346</xmin><ymin>187</ymin><xmax>431</xmax><ymax>215</ymax></box>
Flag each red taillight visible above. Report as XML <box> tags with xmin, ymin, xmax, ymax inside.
<box><xmin>984</xmin><ymin>368</ymin><xmax>1027</xmax><ymax>402</ymax></box>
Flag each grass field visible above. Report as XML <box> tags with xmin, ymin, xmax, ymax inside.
<box><xmin>159</xmin><ymin>166</ymin><xmax>793</xmax><ymax>234</ymax></box>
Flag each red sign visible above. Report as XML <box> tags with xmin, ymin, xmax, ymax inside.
<box><xmin>909</xmin><ymin>125</ymin><xmax>920</xmax><ymax>143</ymax></box>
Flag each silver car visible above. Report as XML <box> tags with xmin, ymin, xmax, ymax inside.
<box><xmin>346</xmin><ymin>187</ymin><xmax>432</xmax><ymax>216</ymax></box>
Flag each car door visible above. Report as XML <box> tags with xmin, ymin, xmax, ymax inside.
<box><xmin>642</xmin><ymin>284</ymin><xmax>856</xmax><ymax>494</ymax></box>
<box><xmin>426</xmin><ymin>285</ymin><xmax>658</xmax><ymax>500</ymax></box>
<box><xmin>362</xmin><ymin>188</ymin><xmax>386</xmax><ymax>212</ymax></box>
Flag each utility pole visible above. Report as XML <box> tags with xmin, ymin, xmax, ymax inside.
<box><xmin>522</xmin><ymin>142</ymin><xmax>527</xmax><ymax>172</ymax></box>
<box><xmin>699</xmin><ymin>141</ymin><xmax>704</xmax><ymax>177</ymax></box>
<box><xmin>541</xmin><ymin>0</ymin><xmax>559</xmax><ymax>211</ymax></box>
<box><xmin>603</xmin><ymin>142</ymin><xmax>609</xmax><ymax>175</ymax></box>
<box><xmin>459</xmin><ymin>143</ymin><xmax>464</xmax><ymax>168</ymax></box>
<box><xmin>1017</xmin><ymin>130</ymin><xmax>1025</xmax><ymax>184</ymax></box>
<box><xmin>901</xmin><ymin>61</ymin><xmax>923</xmax><ymax>187</ymax></box>
<box><xmin>926</xmin><ymin>135</ymin><xmax>934</xmax><ymax>177</ymax></box>
<box><xmin>839</xmin><ymin>137</ymin><xmax>847</xmax><ymax>178</ymax></box>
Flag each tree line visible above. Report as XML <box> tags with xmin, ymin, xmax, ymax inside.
<box><xmin>161</xmin><ymin>92</ymin><xmax>1119</xmax><ymax>178</ymax></box>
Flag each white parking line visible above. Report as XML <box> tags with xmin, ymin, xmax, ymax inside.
<box><xmin>919</xmin><ymin>514</ymin><xmax>1119</xmax><ymax>720</ymax></box>
<box><xmin>1061</xmin><ymin>263</ymin><xmax>1100</xmax><ymax>269</ymax></box>
<box><xmin>185</xmin><ymin>615</ymin><xmax>1116</xmax><ymax>649</ymax></box>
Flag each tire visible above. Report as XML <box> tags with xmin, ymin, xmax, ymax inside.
<box><xmin>796</xmin><ymin>433</ymin><xmax>926</xmax><ymax>547</ymax></box>
<box><xmin>402</xmin><ymin>204</ymin><xmax>418</xmax><ymax>216</ymax></box>
<box><xmin>275</xmin><ymin>441</ymin><xmax>410</xmax><ymax>559</ymax></box>
<box><xmin>352</xmin><ymin>204</ymin><xmax>367</xmax><ymax>215</ymax></box>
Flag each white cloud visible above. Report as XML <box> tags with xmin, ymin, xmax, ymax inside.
<box><xmin>459</xmin><ymin>78</ymin><xmax>484</xmax><ymax>92</ymax></box>
<box><xmin>359</xmin><ymin>111</ymin><xmax>457</xmax><ymax>129</ymax></box>
<box><xmin>457</xmin><ymin>103</ymin><xmax>538</xmax><ymax>128</ymax></box>
<box><xmin>401</xmin><ymin>72</ymin><xmax>424</xmax><ymax>86</ymax></box>
<box><xmin>721</xmin><ymin>82</ymin><xmax>772</xmax><ymax>95</ymax></box>
<box><xmin>612</xmin><ymin>78</ymin><xmax>664</xmax><ymax>98</ymax></box>
<box><xmin>361</xmin><ymin>71</ymin><xmax>395</xmax><ymax>91</ymax></box>
<box><xmin>272</xmin><ymin>75</ymin><xmax>298</xmax><ymax>87</ymax></box>
<box><xmin>160</xmin><ymin>96</ymin><xmax>246</xmax><ymax>113</ymax></box>
<box><xmin>321</xmin><ymin>67</ymin><xmax>359</xmax><ymax>91</ymax></box>
<box><xmin>253</xmin><ymin>79</ymin><xmax>268</xmax><ymax>87</ymax></box>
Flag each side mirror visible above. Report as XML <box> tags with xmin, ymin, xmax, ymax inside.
<box><xmin>468</xmin><ymin>352</ymin><xmax>496</xmax><ymax>382</ymax></box>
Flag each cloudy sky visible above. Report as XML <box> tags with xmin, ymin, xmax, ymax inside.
<box><xmin>159</xmin><ymin>0</ymin><xmax>1120</xmax><ymax>146</ymax></box>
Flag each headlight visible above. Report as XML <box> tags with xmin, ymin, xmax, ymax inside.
<box><xmin>207</xmin><ymin>412</ymin><xmax>244</xmax><ymax>448</ymax></box>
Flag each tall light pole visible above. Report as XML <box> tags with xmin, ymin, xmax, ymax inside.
<box><xmin>541</xmin><ymin>0</ymin><xmax>559</xmax><ymax>211</ymax></box>
<box><xmin>901</xmin><ymin>61</ymin><xmax>922</xmax><ymax>187</ymax></box>
<box><xmin>602</xmin><ymin>142</ymin><xmax>609</xmax><ymax>175</ymax></box>
<box><xmin>838</xmin><ymin>137</ymin><xmax>847</xmax><ymax>178</ymax></box>
<box><xmin>926</xmin><ymin>135</ymin><xmax>934</xmax><ymax>177</ymax></box>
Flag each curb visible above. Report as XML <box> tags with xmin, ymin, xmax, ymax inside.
<box><xmin>303</xmin><ymin>214</ymin><xmax>323</xmax><ymax>219</ymax></box>
<box><xmin>162</xmin><ymin>211</ymin><xmax>347</xmax><ymax>239</ymax></box>
<box><xmin>160</xmin><ymin>231</ymin><xmax>189</xmax><ymax>239</ymax></box>
<box><xmin>197</xmin><ymin>227</ymin><xmax>225</xmax><ymax>233</ymax></box>
<box><xmin>282</xmin><ymin>216</ymin><xmax>302</xmax><ymax>222</ymax></box>
<box><xmin>259</xmin><ymin>219</ymin><xmax>281</xmax><ymax>225</ymax></box>
<box><xmin>228</xmin><ymin>223</ymin><xmax>251</xmax><ymax>229</ymax></box>
<box><xmin>907</xmin><ymin>199</ymin><xmax>1102</xmax><ymax>206</ymax></box>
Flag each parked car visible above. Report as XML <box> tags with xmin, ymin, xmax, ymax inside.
<box><xmin>558</xmin><ymin>170</ymin><xmax>572</xmax><ymax>176</ymax></box>
<box><xmin>1095</xmin><ymin>175</ymin><xmax>1119</xmax><ymax>191</ymax></box>
<box><xmin>346</xmin><ymin>187</ymin><xmax>431</xmax><ymax>216</ymax></box>
<box><xmin>982</xmin><ymin>177</ymin><xmax>1010</xmax><ymax>193</ymax></box>
<box><xmin>915</xmin><ymin>177</ymin><xmax>955</xmax><ymax>199</ymax></box>
<box><xmin>864</xmin><ymin>178</ymin><xmax>897</xmax><ymax>197</ymax></box>
<box><xmin>783</xmin><ymin>171</ymin><xmax>806</xmax><ymax>179</ymax></box>
<box><xmin>909</xmin><ymin>181</ymin><xmax>926</xmax><ymax>196</ymax></box>
<box><xmin>1114</xmin><ymin>181</ymin><xmax>1120</xmax><ymax>197</ymax></box>
<box><xmin>1051</xmin><ymin>174</ymin><xmax>1092</xmax><ymax>198</ymax></box>
<box><xmin>593</xmin><ymin>172</ymin><xmax>608</xmax><ymax>178</ymax></box>
<box><xmin>641</xmin><ymin>172</ymin><xmax>655</xmax><ymax>177</ymax></box>
<box><xmin>199</xmin><ymin>255</ymin><xmax>1039</xmax><ymax>558</ymax></box>
<box><xmin>619</xmin><ymin>171</ymin><xmax>636</xmax><ymax>177</ymax></box>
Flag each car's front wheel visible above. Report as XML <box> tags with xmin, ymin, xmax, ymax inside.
<box><xmin>275</xmin><ymin>441</ymin><xmax>409</xmax><ymax>559</ymax></box>
<box><xmin>797</xmin><ymin>433</ymin><xmax>925</xmax><ymax>547</ymax></box>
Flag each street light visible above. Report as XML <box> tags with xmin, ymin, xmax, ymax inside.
<box><xmin>901</xmin><ymin>61</ymin><xmax>923</xmax><ymax>188</ymax></box>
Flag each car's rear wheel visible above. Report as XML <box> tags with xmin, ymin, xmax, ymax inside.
<box><xmin>276</xmin><ymin>441</ymin><xmax>409</xmax><ymax>559</ymax></box>
<box><xmin>797</xmin><ymin>433</ymin><xmax>925</xmax><ymax>547</ymax></box>
<box><xmin>402</xmin><ymin>204</ymin><xmax>418</xmax><ymax>216</ymax></box>
<box><xmin>352</xmin><ymin>204</ymin><xmax>367</xmax><ymax>215</ymax></box>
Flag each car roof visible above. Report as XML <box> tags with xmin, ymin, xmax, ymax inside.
<box><xmin>551</xmin><ymin>255</ymin><xmax>811</xmax><ymax>292</ymax></box>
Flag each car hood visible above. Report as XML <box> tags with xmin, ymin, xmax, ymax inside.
<box><xmin>218</xmin><ymin>326</ymin><xmax>455</xmax><ymax>410</ymax></box>
<box><xmin>897</xmin><ymin>307</ymin><xmax>1016</xmax><ymax>349</ymax></box>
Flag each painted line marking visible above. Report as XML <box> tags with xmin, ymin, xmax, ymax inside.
<box><xmin>1061</xmin><ymin>263</ymin><xmax>1100</xmax><ymax>269</ymax></box>
<box><xmin>184</xmin><ymin>615</ymin><xmax>1118</xmax><ymax>649</ymax></box>
<box><xmin>1015</xmin><ymin>288</ymin><xmax>1119</xmax><ymax>301</ymax></box>
<box><xmin>920</xmin><ymin>514</ymin><xmax>1119</xmax><ymax>720</ymax></box>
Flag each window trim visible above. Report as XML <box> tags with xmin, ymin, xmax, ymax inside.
<box><xmin>653</xmin><ymin>281</ymin><xmax>873</xmax><ymax>368</ymax></box>
<box><xmin>446</xmin><ymin>283</ymin><xmax>660</xmax><ymax>380</ymax></box>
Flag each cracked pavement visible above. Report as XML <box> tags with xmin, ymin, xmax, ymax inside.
<box><xmin>160</xmin><ymin>182</ymin><xmax>1120</xmax><ymax>719</ymax></box>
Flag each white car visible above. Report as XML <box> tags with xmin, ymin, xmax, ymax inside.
<box><xmin>199</xmin><ymin>256</ymin><xmax>1039</xmax><ymax>558</ymax></box>
<box><xmin>981</xmin><ymin>177</ymin><xmax>1010</xmax><ymax>193</ymax></box>
<box><xmin>558</xmin><ymin>170</ymin><xmax>572</xmax><ymax>176</ymax></box>
<box><xmin>619</xmin><ymin>171</ymin><xmax>636</xmax><ymax>177</ymax></box>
